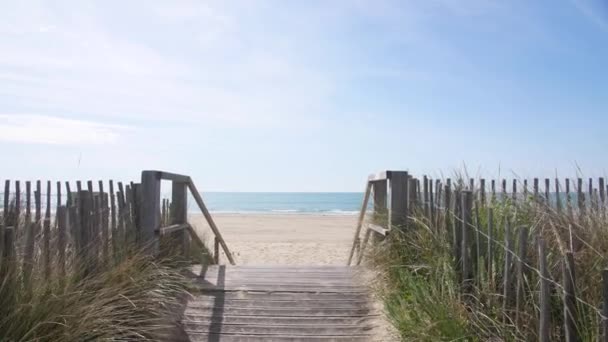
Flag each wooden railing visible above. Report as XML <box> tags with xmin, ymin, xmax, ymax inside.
<box><xmin>140</xmin><ymin>170</ymin><xmax>235</xmax><ymax>265</ymax></box>
<box><xmin>347</xmin><ymin>170</ymin><xmax>410</xmax><ymax>266</ymax></box>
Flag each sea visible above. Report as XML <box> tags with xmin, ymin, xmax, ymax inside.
<box><xmin>191</xmin><ymin>192</ymin><xmax>364</xmax><ymax>215</ymax></box>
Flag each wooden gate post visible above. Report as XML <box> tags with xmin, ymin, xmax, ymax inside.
<box><xmin>172</xmin><ymin>180</ymin><xmax>189</xmax><ymax>257</ymax></box>
<box><xmin>372</xmin><ymin>179</ymin><xmax>388</xmax><ymax>227</ymax></box>
<box><xmin>141</xmin><ymin>171</ymin><xmax>161</xmax><ymax>256</ymax></box>
<box><xmin>389</xmin><ymin>171</ymin><xmax>409</xmax><ymax>231</ymax></box>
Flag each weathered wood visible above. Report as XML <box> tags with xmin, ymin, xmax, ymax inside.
<box><xmin>487</xmin><ymin>208</ymin><xmax>494</xmax><ymax>289</ymax></box>
<box><xmin>188</xmin><ymin>179</ymin><xmax>236</xmax><ymax>265</ymax></box>
<box><xmin>545</xmin><ymin>178</ymin><xmax>550</xmax><ymax>204</ymax></box>
<box><xmin>578</xmin><ymin>178</ymin><xmax>585</xmax><ymax>214</ymax></box>
<box><xmin>65</xmin><ymin>181</ymin><xmax>72</xmax><ymax>207</ymax></box>
<box><xmin>3</xmin><ymin>180</ymin><xmax>9</xmax><ymax>226</ymax></box>
<box><xmin>14</xmin><ymin>181</ymin><xmax>20</xmax><ymax>231</ymax></box>
<box><xmin>185</xmin><ymin>265</ymin><xmax>377</xmax><ymax>341</ymax></box>
<box><xmin>515</xmin><ymin>226</ymin><xmax>528</xmax><ymax>328</ymax></box>
<box><xmin>454</xmin><ymin>190</ymin><xmax>462</xmax><ymax>283</ymax></box>
<box><xmin>109</xmin><ymin>180</ymin><xmax>117</xmax><ymax>259</ymax></box>
<box><xmin>117</xmin><ymin>182</ymin><xmax>126</xmax><ymax>247</ymax></box>
<box><xmin>429</xmin><ymin>179</ymin><xmax>435</xmax><ymax>225</ymax></box>
<box><xmin>99</xmin><ymin>180</ymin><xmax>109</xmax><ymax>263</ymax></box>
<box><xmin>534</xmin><ymin>178</ymin><xmax>539</xmax><ymax>200</ymax></box>
<box><xmin>600</xmin><ymin>177</ymin><xmax>606</xmax><ymax>208</ymax></box>
<box><xmin>444</xmin><ymin>184</ymin><xmax>452</xmax><ymax>242</ymax></box>
<box><xmin>35</xmin><ymin>180</ymin><xmax>41</xmax><ymax>232</ymax></box>
<box><xmin>389</xmin><ymin>172</ymin><xmax>409</xmax><ymax>230</ymax></box>
<box><xmin>367</xmin><ymin>223</ymin><xmax>389</xmax><ymax>236</ymax></box>
<box><xmin>461</xmin><ymin>191</ymin><xmax>473</xmax><ymax>295</ymax></box>
<box><xmin>501</xmin><ymin>179</ymin><xmax>507</xmax><ymax>202</ymax></box>
<box><xmin>140</xmin><ymin>171</ymin><xmax>161</xmax><ymax>255</ymax></box>
<box><xmin>124</xmin><ymin>185</ymin><xmax>134</xmax><ymax>244</ymax></box>
<box><xmin>556</xmin><ymin>178</ymin><xmax>562</xmax><ymax>212</ymax></box>
<box><xmin>480</xmin><ymin>178</ymin><xmax>486</xmax><ymax>205</ymax></box>
<box><xmin>523</xmin><ymin>179</ymin><xmax>528</xmax><ymax>197</ymax></box>
<box><xmin>491</xmin><ymin>179</ymin><xmax>496</xmax><ymax>203</ymax></box>
<box><xmin>372</xmin><ymin>180</ymin><xmax>387</xmax><ymax>226</ymax></box>
<box><xmin>423</xmin><ymin>176</ymin><xmax>430</xmax><ymax>219</ymax></box>
<box><xmin>563</xmin><ymin>252</ymin><xmax>578</xmax><ymax>342</ymax></box>
<box><xmin>158</xmin><ymin>223</ymin><xmax>189</xmax><ymax>235</ymax></box>
<box><xmin>539</xmin><ymin>238</ymin><xmax>550</xmax><ymax>342</ymax></box>
<box><xmin>512</xmin><ymin>179</ymin><xmax>517</xmax><ymax>202</ymax></box>
<box><xmin>79</xmin><ymin>190</ymin><xmax>93</xmax><ymax>276</ymax></box>
<box><xmin>348</xmin><ymin>181</ymin><xmax>372</xmax><ymax>266</ymax></box>
<box><xmin>408</xmin><ymin>178</ymin><xmax>418</xmax><ymax>213</ymax></box>
<box><xmin>43</xmin><ymin>181</ymin><xmax>51</xmax><ymax>279</ymax></box>
<box><xmin>171</xmin><ymin>180</ymin><xmax>189</xmax><ymax>257</ymax></box>
<box><xmin>469</xmin><ymin>178</ymin><xmax>474</xmax><ymax>191</ymax></box>
<box><xmin>57</xmin><ymin>206</ymin><xmax>67</xmax><ymax>279</ymax></box>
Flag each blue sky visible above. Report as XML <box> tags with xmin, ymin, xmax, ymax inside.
<box><xmin>1</xmin><ymin>0</ymin><xmax>607</xmax><ymax>191</ymax></box>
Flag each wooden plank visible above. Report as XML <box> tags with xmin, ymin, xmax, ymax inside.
<box><xmin>187</xmin><ymin>299</ymin><xmax>368</xmax><ymax>309</ymax></box>
<box><xmin>43</xmin><ymin>180</ymin><xmax>52</xmax><ymax>279</ymax></box>
<box><xmin>171</xmin><ymin>180</ymin><xmax>189</xmax><ymax>257</ymax></box>
<box><xmin>99</xmin><ymin>180</ymin><xmax>109</xmax><ymax>263</ymax></box>
<box><xmin>367</xmin><ymin>223</ymin><xmax>389</xmax><ymax>236</ymax></box>
<box><xmin>487</xmin><ymin>208</ymin><xmax>494</xmax><ymax>290</ymax></box>
<box><xmin>512</xmin><ymin>179</ymin><xmax>517</xmax><ymax>202</ymax></box>
<box><xmin>347</xmin><ymin>181</ymin><xmax>372</xmax><ymax>266</ymax></box>
<box><xmin>3</xmin><ymin>180</ymin><xmax>9</xmax><ymax>226</ymax></box>
<box><xmin>188</xmin><ymin>179</ymin><xmax>236</xmax><ymax>264</ymax></box>
<box><xmin>367</xmin><ymin>171</ymin><xmax>388</xmax><ymax>182</ymax></box>
<box><xmin>184</xmin><ymin>333</ymin><xmax>370</xmax><ymax>342</ymax></box>
<box><xmin>35</xmin><ymin>180</ymin><xmax>41</xmax><ymax>232</ymax></box>
<box><xmin>600</xmin><ymin>177</ymin><xmax>606</xmax><ymax>207</ymax></box>
<box><xmin>423</xmin><ymin>176</ymin><xmax>430</xmax><ymax>219</ymax></box>
<box><xmin>117</xmin><ymin>182</ymin><xmax>126</xmax><ymax>247</ymax></box>
<box><xmin>491</xmin><ymin>179</ymin><xmax>496</xmax><ymax>203</ymax></box>
<box><xmin>182</xmin><ymin>315</ymin><xmax>373</xmax><ymax>325</ymax></box>
<box><xmin>57</xmin><ymin>206</ymin><xmax>67</xmax><ymax>280</ymax></box>
<box><xmin>79</xmin><ymin>190</ymin><xmax>94</xmax><ymax>276</ymax></box>
<box><xmin>140</xmin><ymin>171</ymin><xmax>161</xmax><ymax>255</ymax></box>
<box><xmin>14</xmin><ymin>181</ymin><xmax>20</xmax><ymax>231</ymax></box>
<box><xmin>214</xmin><ymin>237</ymin><xmax>220</xmax><ymax>264</ymax></box>
<box><xmin>389</xmin><ymin>172</ymin><xmax>408</xmax><ymax>230</ymax></box>
<box><xmin>158</xmin><ymin>223</ymin><xmax>189</xmax><ymax>235</ymax></box>
<box><xmin>501</xmin><ymin>179</ymin><xmax>507</xmax><ymax>202</ymax></box>
<box><xmin>180</xmin><ymin>323</ymin><xmax>375</xmax><ymax>336</ymax></box>
<box><xmin>65</xmin><ymin>181</ymin><xmax>72</xmax><ymax>207</ymax></box>
<box><xmin>453</xmin><ymin>190</ymin><xmax>462</xmax><ymax>283</ymax></box>
<box><xmin>461</xmin><ymin>191</ymin><xmax>473</xmax><ymax>295</ymax></box>
<box><xmin>534</xmin><ymin>178</ymin><xmax>539</xmax><ymax>200</ymax></box>
<box><xmin>539</xmin><ymin>238</ymin><xmax>550</xmax><ymax>342</ymax></box>
<box><xmin>480</xmin><ymin>178</ymin><xmax>486</xmax><ymax>205</ymax></box>
<box><xmin>578</xmin><ymin>178</ymin><xmax>585</xmax><ymax>214</ymax></box>
<box><xmin>109</xmin><ymin>180</ymin><xmax>117</xmax><ymax>260</ymax></box>
<box><xmin>157</xmin><ymin>171</ymin><xmax>191</xmax><ymax>183</ymax></box>
<box><xmin>523</xmin><ymin>179</ymin><xmax>528</xmax><ymax>197</ymax></box>
<box><xmin>372</xmin><ymin>180</ymin><xmax>387</xmax><ymax>226</ymax></box>
<box><xmin>190</xmin><ymin>291</ymin><xmax>368</xmax><ymax>301</ymax></box>
<box><xmin>545</xmin><ymin>178</ymin><xmax>550</xmax><ymax>204</ymax></box>
<box><xmin>183</xmin><ymin>306</ymin><xmax>371</xmax><ymax>316</ymax></box>
<box><xmin>556</xmin><ymin>178</ymin><xmax>562</xmax><ymax>212</ymax></box>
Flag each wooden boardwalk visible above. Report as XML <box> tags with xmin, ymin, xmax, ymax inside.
<box><xmin>179</xmin><ymin>265</ymin><xmax>380</xmax><ymax>342</ymax></box>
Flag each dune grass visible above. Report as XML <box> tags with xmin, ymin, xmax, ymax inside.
<box><xmin>371</xmin><ymin>177</ymin><xmax>608</xmax><ymax>341</ymax></box>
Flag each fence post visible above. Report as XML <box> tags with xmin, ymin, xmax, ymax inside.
<box><xmin>141</xmin><ymin>171</ymin><xmax>161</xmax><ymax>256</ymax></box>
<box><xmin>461</xmin><ymin>191</ymin><xmax>473</xmax><ymax>296</ymax></box>
<box><xmin>389</xmin><ymin>171</ymin><xmax>409</xmax><ymax>231</ymax></box>
<box><xmin>171</xmin><ymin>180</ymin><xmax>189</xmax><ymax>257</ymax></box>
<box><xmin>563</xmin><ymin>252</ymin><xmax>578</xmax><ymax>342</ymax></box>
<box><xmin>539</xmin><ymin>238</ymin><xmax>550</xmax><ymax>342</ymax></box>
<box><xmin>423</xmin><ymin>176</ymin><xmax>430</xmax><ymax>220</ymax></box>
<box><xmin>372</xmin><ymin>179</ymin><xmax>388</xmax><ymax>226</ymax></box>
<box><xmin>57</xmin><ymin>206</ymin><xmax>68</xmax><ymax>280</ymax></box>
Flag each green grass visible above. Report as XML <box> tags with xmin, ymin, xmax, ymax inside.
<box><xmin>371</xmin><ymin>177</ymin><xmax>608</xmax><ymax>341</ymax></box>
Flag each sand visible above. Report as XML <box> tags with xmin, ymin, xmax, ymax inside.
<box><xmin>188</xmin><ymin>213</ymin><xmax>357</xmax><ymax>265</ymax></box>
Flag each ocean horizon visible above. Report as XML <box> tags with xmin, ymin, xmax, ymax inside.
<box><xmin>189</xmin><ymin>192</ymin><xmax>365</xmax><ymax>215</ymax></box>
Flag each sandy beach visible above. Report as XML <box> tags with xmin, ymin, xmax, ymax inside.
<box><xmin>189</xmin><ymin>214</ymin><xmax>358</xmax><ymax>265</ymax></box>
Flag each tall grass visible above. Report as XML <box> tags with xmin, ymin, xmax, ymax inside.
<box><xmin>0</xmin><ymin>193</ymin><xmax>212</xmax><ymax>341</ymax></box>
<box><xmin>371</xmin><ymin>177</ymin><xmax>608</xmax><ymax>341</ymax></box>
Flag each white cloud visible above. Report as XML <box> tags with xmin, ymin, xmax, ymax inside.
<box><xmin>0</xmin><ymin>114</ymin><xmax>129</xmax><ymax>145</ymax></box>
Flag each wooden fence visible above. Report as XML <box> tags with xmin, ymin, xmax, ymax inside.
<box><xmin>350</xmin><ymin>170</ymin><xmax>608</xmax><ymax>340</ymax></box>
<box><xmin>0</xmin><ymin>170</ymin><xmax>234</xmax><ymax>289</ymax></box>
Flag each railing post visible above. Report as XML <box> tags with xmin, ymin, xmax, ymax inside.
<box><xmin>389</xmin><ymin>171</ymin><xmax>409</xmax><ymax>231</ymax></box>
<box><xmin>372</xmin><ymin>179</ymin><xmax>388</xmax><ymax>227</ymax></box>
<box><xmin>171</xmin><ymin>180</ymin><xmax>189</xmax><ymax>257</ymax></box>
<box><xmin>141</xmin><ymin>171</ymin><xmax>161</xmax><ymax>256</ymax></box>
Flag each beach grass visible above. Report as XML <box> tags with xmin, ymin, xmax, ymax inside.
<box><xmin>371</xmin><ymin>176</ymin><xmax>608</xmax><ymax>341</ymax></box>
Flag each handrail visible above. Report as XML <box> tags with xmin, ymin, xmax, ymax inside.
<box><xmin>187</xmin><ymin>179</ymin><xmax>236</xmax><ymax>265</ymax></box>
<box><xmin>347</xmin><ymin>180</ymin><xmax>372</xmax><ymax>266</ymax></box>
<box><xmin>143</xmin><ymin>170</ymin><xmax>236</xmax><ymax>265</ymax></box>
